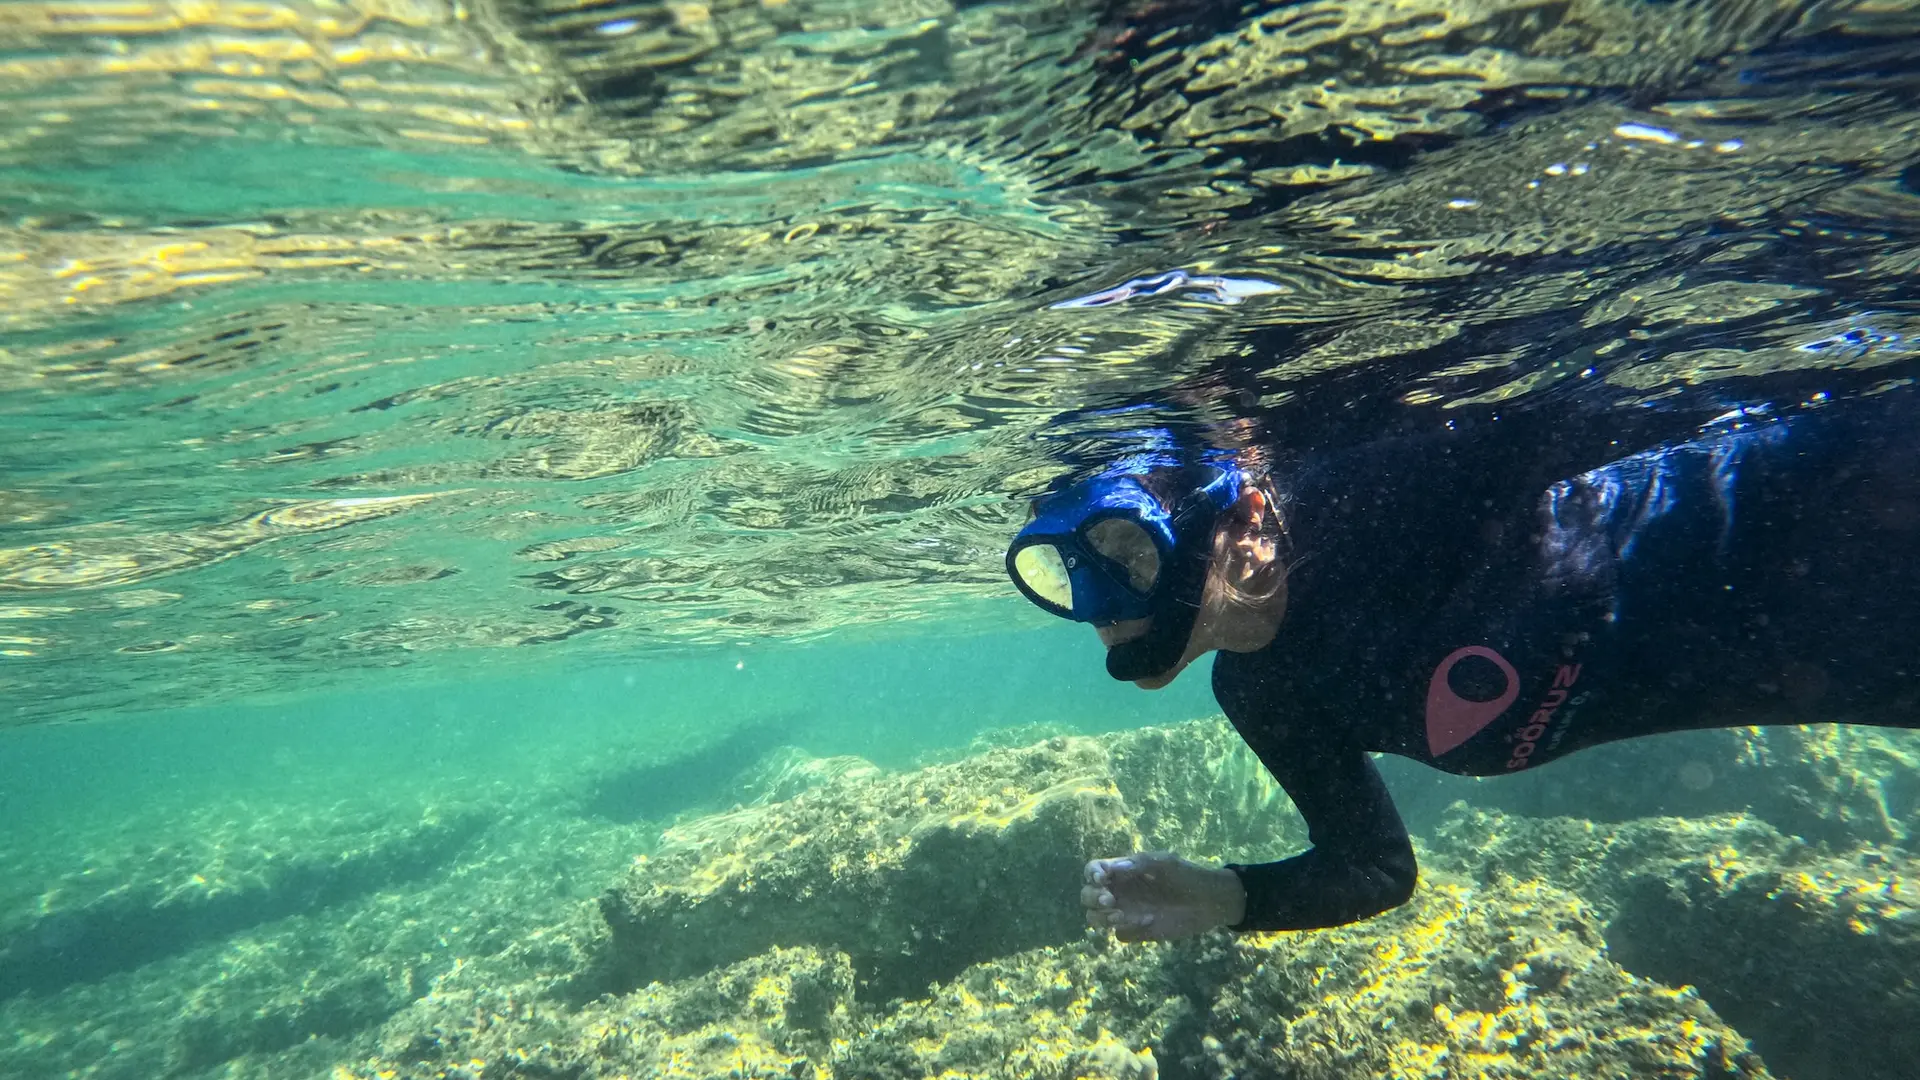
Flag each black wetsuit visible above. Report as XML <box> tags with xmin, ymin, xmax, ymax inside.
<box><xmin>1214</xmin><ymin>389</ymin><xmax>1920</xmax><ymax>931</ymax></box>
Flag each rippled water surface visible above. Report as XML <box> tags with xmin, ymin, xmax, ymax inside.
<box><xmin>4</xmin><ymin>0</ymin><xmax>1919</xmax><ymax>722</ymax></box>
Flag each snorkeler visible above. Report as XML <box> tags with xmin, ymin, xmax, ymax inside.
<box><xmin>1006</xmin><ymin>388</ymin><xmax>1920</xmax><ymax>938</ymax></box>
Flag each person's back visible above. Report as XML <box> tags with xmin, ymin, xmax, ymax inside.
<box><xmin>1220</xmin><ymin>392</ymin><xmax>1920</xmax><ymax>778</ymax></box>
<box><xmin>1007</xmin><ymin>387</ymin><xmax>1920</xmax><ymax>936</ymax></box>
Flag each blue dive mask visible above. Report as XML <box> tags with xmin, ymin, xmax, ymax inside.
<box><xmin>1007</xmin><ymin>463</ymin><xmax>1243</xmax><ymax>680</ymax></box>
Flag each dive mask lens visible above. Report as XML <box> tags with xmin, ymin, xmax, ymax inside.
<box><xmin>1009</xmin><ymin>460</ymin><xmax>1246</xmax><ymax>680</ymax></box>
<box><xmin>1082</xmin><ymin>517</ymin><xmax>1160</xmax><ymax>593</ymax></box>
<box><xmin>1010</xmin><ymin>543</ymin><xmax>1075</xmax><ymax>614</ymax></box>
<box><xmin>1008</xmin><ymin>476</ymin><xmax>1178</xmax><ymax>623</ymax></box>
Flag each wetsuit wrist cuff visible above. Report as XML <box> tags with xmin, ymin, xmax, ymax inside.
<box><xmin>1222</xmin><ymin>864</ymin><xmax>1254</xmax><ymax>932</ymax></box>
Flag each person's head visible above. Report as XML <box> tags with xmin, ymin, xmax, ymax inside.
<box><xmin>1006</xmin><ymin>460</ymin><xmax>1288</xmax><ymax>688</ymax></box>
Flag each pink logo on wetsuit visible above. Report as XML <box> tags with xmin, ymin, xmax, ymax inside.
<box><xmin>1424</xmin><ymin>646</ymin><xmax>1520</xmax><ymax>755</ymax></box>
<box><xmin>1424</xmin><ymin>645</ymin><xmax>1584</xmax><ymax>766</ymax></box>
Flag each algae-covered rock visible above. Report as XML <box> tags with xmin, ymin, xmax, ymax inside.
<box><xmin>598</xmin><ymin>734</ymin><xmax>1138</xmax><ymax>1001</ymax></box>
<box><xmin>1724</xmin><ymin>724</ymin><xmax>1920</xmax><ymax>851</ymax></box>
<box><xmin>341</xmin><ymin>720</ymin><xmax>1804</xmax><ymax>1080</ymax></box>
<box><xmin>0</xmin><ymin>800</ymin><xmax>489</xmax><ymax>1001</ymax></box>
<box><xmin>597</xmin><ymin>720</ymin><xmax>1302</xmax><ymax>1001</ymax></box>
<box><xmin>1202</xmin><ymin>878</ymin><xmax>1767</xmax><ymax>1080</ymax></box>
<box><xmin>1608</xmin><ymin>846</ymin><xmax>1920</xmax><ymax>1080</ymax></box>
<box><xmin>837</xmin><ymin>940</ymin><xmax>1176</xmax><ymax>1080</ymax></box>
<box><xmin>359</xmin><ymin>945</ymin><xmax>855</xmax><ymax>1080</ymax></box>
<box><xmin>831</xmin><ymin>873</ymin><xmax>1770</xmax><ymax>1080</ymax></box>
<box><xmin>1432</xmin><ymin>806</ymin><xmax>1920</xmax><ymax>1080</ymax></box>
<box><xmin>1105</xmin><ymin>720</ymin><xmax>1304</xmax><ymax>863</ymax></box>
<box><xmin>1391</xmin><ymin>723</ymin><xmax>1920</xmax><ymax>852</ymax></box>
<box><xmin>356</xmin><ymin>875</ymin><xmax>1773</xmax><ymax>1080</ymax></box>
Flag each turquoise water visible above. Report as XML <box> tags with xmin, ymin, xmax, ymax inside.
<box><xmin>0</xmin><ymin>625</ymin><xmax>1218</xmax><ymax>832</ymax></box>
<box><xmin>4</xmin><ymin>0</ymin><xmax>1920</xmax><ymax>1077</ymax></box>
<box><xmin>0</xmin><ymin>624</ymin><xmax>1221</xmax><ymax>1078</ymax></box>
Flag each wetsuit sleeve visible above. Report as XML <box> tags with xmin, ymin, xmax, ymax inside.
<box><xmin>1224</xmin><ymin>742</ymin><xmax>1418</xmax><ymax>931</ymax></box>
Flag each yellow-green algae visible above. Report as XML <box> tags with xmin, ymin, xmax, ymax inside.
<box><xmin>596</xmin><ymin>721</ymin><xmax>1303</xmax><ymax>1001</ymax></box>
<box><xmin>1393</xmin><ymin>721</ymin><xmax>1920</xmax><ymax>854</ymax></box>
<box><xmin>345</xmin><ymin>871</ymin><xmax>1770</xmax><ymax>1080</ymax></box>
<box><xmin>353</xmin><ymin>719</ymin><xmax>1789</xmax><ymax>1080</ymax></box>
<box><xmin>1434</xmin><ymin>805</ymin><xmax>1920</xmax><ymax>1080</ymax></box>
<box><xmin>361</xmin><ymin>945</ymin><xmax>854</xmax><ymax>1080</ymax></box>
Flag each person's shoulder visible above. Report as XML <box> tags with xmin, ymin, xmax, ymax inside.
<box><xmin>1209</xmin><ymin>644</ymin><xmax>1350</xmax><ymax>742</ymax></box>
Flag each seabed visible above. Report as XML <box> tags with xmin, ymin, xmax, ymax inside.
<box><xmin>2</xmin><ymin>717</ymin><xmax>1915</xmax><ymax>1080</ymax></box>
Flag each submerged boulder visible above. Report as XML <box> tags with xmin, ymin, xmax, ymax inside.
<box><xmin>841</xmin><ymin>873</ymin><xmax>1771</xmax><ymax>1080</ymax></box>
<box><xmin>597</xmin><ymin>735</ymin><xmax>1137</xmax><ymax>1002</ymax></box>
<box><xmin>1432</xmin><ymin>806</ymin><xmax>1920</xmax><ymax>1080</ymax></box>
<box><xmin>1202</xmin><ymin>876</ymin><xmax>1767</xmax><ymax>1080</ymax></box>
<box><xmin>1390</xmin><ymin>723</ymin><xmax>1920</xmax><ymax>852</ymax></box>
<box><xmin>596</xmin><ymin>721</ymin><xmax>1302</xmax><ymax>1002</ymax></box>
<box><xmin>357</xmin><ymin>873</ymin><xmax>1772</xmax><ymax>1080</ymax></box>
<box><xmin>341</xmin><ymin>718</ymin><xmax>1920</xmax><ymax>1080</ymax></box>
<box><xmin>363</xmin><ymin>944</ymin><xmax>854</xmax><ymax>1080</ymax></box>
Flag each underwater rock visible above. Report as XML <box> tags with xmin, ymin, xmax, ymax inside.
<box><xmin>347</xmin><ymin>721</ymin><xmax>1806</xmax><ymax>1080</ymax></box>
<box><xmin>1432</xmin><ymin>806</ymin><xmax>1920</xmax><ymax>1080</ymax></box>
<box><xmin>730</xmin><ymin>747</ymin><xmax>882</xmax><ymax>807</ymax></box>
<box><xmin>597</xmin><ymin>720</ymin><xmax>1301</xmax><ymax>1001</ymax></box>
<box><xmin>1202</xmin><ymin>878</ymin><xmax>1768</xmax><ymax>1080</ymax></box>
<box><xmin>353</xmin><ymin>944</ymin><xmax>854</xmax><ymax>1080</ymax></box>
<box><xmin>379</xmin><ymin>874</ymin><xmax>1768</xmax><ymax>1080</ymax></box>
<box><xmin>1390</xmin><ymin>723</ymin><xmax>1920</xmax><ymax>852</ymax></box>
<box><xmin>1103</xmin><ymin>720</ymin><xmax>1306</xmax><ymax>862</ymax></box>
<box><xmin>166</xmin><ymin>967</ymin><xmax>400</xmax><ymax>1075</ymax></box>
<box><xmin>0</xmin><ymin>804</ymin><xmax>489</xmax><ymax>1001</ymax></box>
<box><xmin>598</xmin><ymin>734</ymin><xmax>1138</xmax><ymax>1002</ymax></box>
<box><xmin>838</xmin><ymin>875</ymin><xmax>1769</xmax><ymax>1080</ymax></box>
<box><xmin>1723</xmin><ymin>723</ymin><xmax>1920</xmax><ymax>851</ymax></box>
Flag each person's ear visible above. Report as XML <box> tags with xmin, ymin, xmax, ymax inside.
<box><xmin>1217</xmin><ymin>483</ymin><xmax>1283</xmax><ymax>593</ymax></box>
<box><xmin>1236</xmin><ymin>485</ymin><xmax>1269</xmax><ymax>526</ymax></box>
<box><xmin>1228</xmin><ymin>484</ymin><xmax>1277</xmax><ymax>540</ymax></box>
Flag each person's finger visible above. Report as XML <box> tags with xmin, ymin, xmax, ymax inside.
<box><xmin>1080</xmin><ymin>884</ymin><xmax>1114</xmax><ymax>909</ymax></box>
<box><xmin>1115</xmin><ymin>911</ymin><xmax>1161</xmax><ymax>943</ymax></box>
<box><xmin>1094</xmin><ymin>863</ymin><xmax>1135</xmax><ymax>892</ymax></box>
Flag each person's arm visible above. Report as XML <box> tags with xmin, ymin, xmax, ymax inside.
<box><xmin>1225</xmin><ymin>741</ymin><xmax>1417</xmax><ymax>930</ymax></box>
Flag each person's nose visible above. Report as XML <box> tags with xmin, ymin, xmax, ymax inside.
<box><xmin>1097</xmin><ymin>618</ymin><xmax>1151</xmax><ymax>647</ymax></box>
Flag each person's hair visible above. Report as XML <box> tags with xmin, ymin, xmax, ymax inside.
<box><xmin>1135</xmin><ymin>465</ymin><xmax>1288</xmax><ymax>610</ymax></box>
<box><xmin>1209</xmin><ymin>471</ymin><xmax>1288</xmax><ymax>611</ymax></box>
